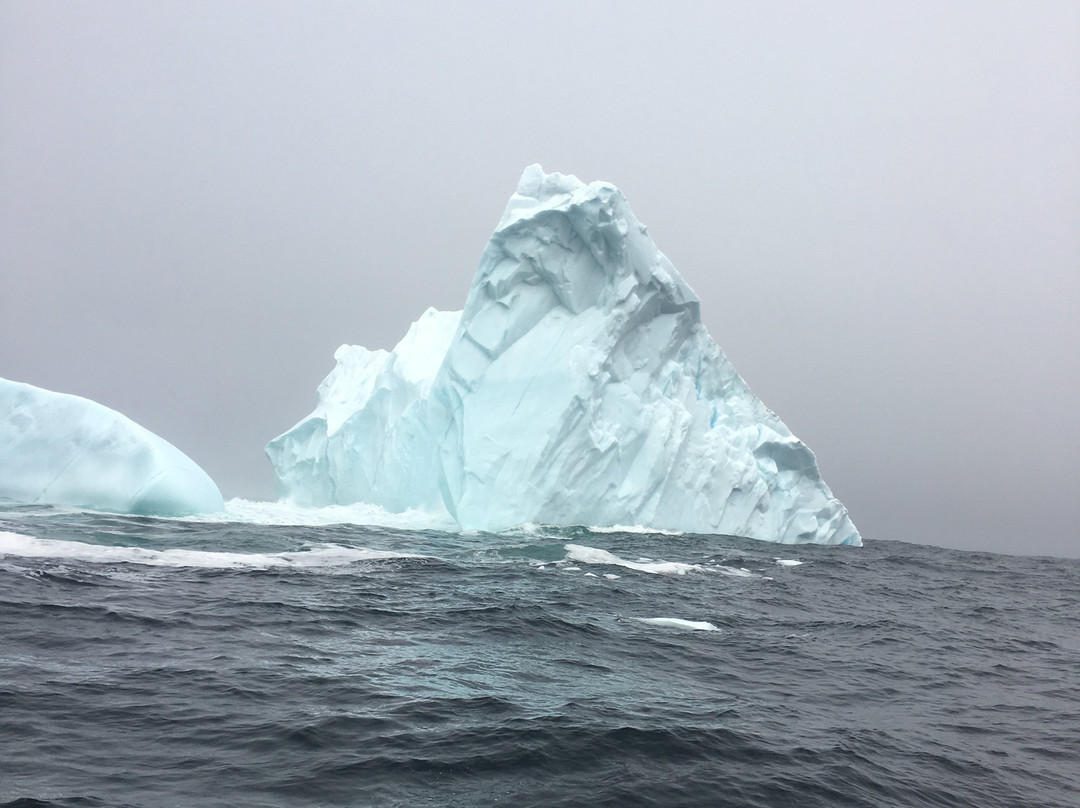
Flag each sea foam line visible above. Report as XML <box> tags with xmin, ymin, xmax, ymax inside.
<box><xmin>586</xmin><ymin>524</ymin><xmax>685</xmax><ymax>536</ymax></box>
<box><xmin>0</xmin><ymin>531</ymin><xmax>423</xmax><ymax>570</ymax></box>
<box><xmin>184</xmin><ymin>498</ymin><xmax>460</xmax><ymax>532</ymax></box>
<box><xmin>564</xmin><ymin>544</ymin><xmax>765</xmax><ymax>578</ymax></box>
<box><xmin>565</xmin><ymin>544</ymin><xmax>702</xmax><ymax>575</ymax></box>
<box><xmin>637</xmin><ymin>617</ymin><xmax>719</xmax><ymax>631</ymax></box>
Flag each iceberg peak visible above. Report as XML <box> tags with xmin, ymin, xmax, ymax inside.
<box><xmin>268</xmin><ymin>167</ymin><xmax>861</xmax><ymax>545</ymax></box>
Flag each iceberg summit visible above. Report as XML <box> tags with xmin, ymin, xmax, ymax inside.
<box><xmin>0</xmin><ymin>378</ymin><xmax>224</xmax><ymax>517</ymax></box>
<box><xmin>268</xmin><ymin>165</ymin><xmax>861</xmax><ymax>545</ymax></box>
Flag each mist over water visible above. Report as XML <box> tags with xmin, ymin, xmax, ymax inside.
<box><xmin>2</xmin><ymin>506</ymin><xmax>1077</xmax><ymax>807</ymax></box>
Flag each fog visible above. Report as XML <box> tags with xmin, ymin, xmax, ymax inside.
<box><xmin>2</xmin><ymin>1</ymin><xmax>1077</xmax><ymax>557</ymax></box>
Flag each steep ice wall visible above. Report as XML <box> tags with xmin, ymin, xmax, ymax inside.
<box><xmin>0</xmin><ymin>378</ymin><xmax>224</xmax><ymax>516</ymax></box>
<box><xmin>268</xmin><ymin>165</ymin><xmax>861</xmax><ymax>545</ymax></box>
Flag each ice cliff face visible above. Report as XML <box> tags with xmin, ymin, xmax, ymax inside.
<box><xmin>0</xmin><ymin>378</ymin><xmax>224</xmax><ymax>516</ymax></box>
<box><xmin>266</xmin><ymin>307</ymin><xmax>461</xmax><ymax>512</ymax></box>
<box><xmin>268</xmin><ymin>165</ymin><xmax>861</xmax><ymax>545</ymax></box>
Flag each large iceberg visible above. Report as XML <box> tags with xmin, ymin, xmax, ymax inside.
<box><xmin>0</xmin><ymin>378</ymin><xmax>224</xmax><ymax>516</ymax></box>
<box><xmin>268</xmin><ymin>165</ymin><xmax>861</xmax><ymax>545</ymax></box>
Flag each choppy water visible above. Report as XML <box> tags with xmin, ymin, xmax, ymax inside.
<box><xmin>1</xmin><ymin>504</ymin><xmax>1077</xmax><ymax>807</ymax></box>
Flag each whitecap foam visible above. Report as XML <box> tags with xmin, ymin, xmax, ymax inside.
<box><xmin>0</xmin><ymin>532</ymin><xmax>424</xmax><ymax>570</ymax></box>
<box><xmin>715</xmin><ymin>566</ymin><xmax>758</xmax><ymax>578</ymax></box>
<box><xmin>564</xmin><ymin>544</ymin><xmax>701</xmax><ymax>575</ymax></box>
<box><xmin>565</xmin><ymin>544</ymin><xmax>769</xmax><ymax>579</ymax></box>
<box><xmin>586</xmin><ymin>525</ymin><xmax>684</xmax><ymax>536</ymax></box>
<box><xmin>637</xmin><ymin>617</ymin><xmax>719</xmax><ymax>631</ymax></box>
<box><xmin>186</xmin><ymin>498</ymin><xmax>459</xmax><ymax>531</ymax></box>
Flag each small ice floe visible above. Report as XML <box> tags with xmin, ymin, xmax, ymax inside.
<box><xmin>774</xmin><ymin>558</ymin><xmax>804</xmax><ymax>567</ymax></box>
<box><xmin>637</xmin><ymin>617</ymin><xmax>719</xmax><ymax>632</ymax></box>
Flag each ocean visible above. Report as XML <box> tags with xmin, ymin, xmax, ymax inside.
<box><xmin>1</xmin><ymin>504</ymin><xmax>1077</xmax><ymax>808</ymax></box>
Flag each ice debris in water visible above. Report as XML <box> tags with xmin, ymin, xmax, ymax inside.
<box><xmin>267</xmin><ymin>165</ymin><xmax>861</xmax><ymax>545</ymax></box>
<box><xmin>0</xmin><ymin>377</ymin><xmax>223</xmax><ymax>517</ymax></box>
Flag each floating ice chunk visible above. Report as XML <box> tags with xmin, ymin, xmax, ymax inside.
<box><xmin>268</xmin><ymin>166</ymin><xmax>862</xmax><ymax>545</ymax></box>
<box><xmin>0</xmin><ymin>378</ymin><xmax>223</xmax><ymax>516</ymax></box>
<box><xmin>638</xmin><ymin>617</ymin><xmax>719</xmax><ymax>632</ymax></box>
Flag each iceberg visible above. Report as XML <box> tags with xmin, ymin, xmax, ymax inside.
<box><xmin>268</xmin><ymin>165</ymin><xmax>861</xmax><ymax>545</ymax></box>
<box><xmin>0</xmin><ymin>378</ymin><xmax>224</xmax><ymax>516</ymax></box>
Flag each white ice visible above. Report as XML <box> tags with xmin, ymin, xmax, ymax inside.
<box><xmin>267</xmin><ymin>165</ymin><xmax>861</xmax><ymax>545</ymax></box>
<box><xmin>0</xmin><ymin>378</ymin><xmax>223</xmax><ymax>517</ymax></box>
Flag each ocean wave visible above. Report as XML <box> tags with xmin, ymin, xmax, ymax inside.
<box><xmin>192</xmin><ymin>498</ymin><xmax>461</xmax><ymax>532</ymax></box>
<box><xmin>564</xmin><ymin>543</ymin><xmax>765</xmax><ymax>578</ymax></box>
<box><xmin>586</xmin><ymin>524</ymin><xmax>685</xmax><ymax>536</ymax></box>
<box><xmin>565</xmin><ymin>544</ymin><xmax>702</xmax><ymax>575</ymax></box>
<box><xmin>0</xmin><ymin>531</ymin><xmax>424</xmax><ymax>570</ymax></box>
<box><xmin>637</xmin><ymin>617</ymin><xmax>720</xmax><ymax>631</ymax></box>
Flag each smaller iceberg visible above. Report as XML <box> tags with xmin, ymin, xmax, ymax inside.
<box><xmin>0</xmin><ymin>377</ymin><xmax>224</xmax><ymax>516</ymax></box>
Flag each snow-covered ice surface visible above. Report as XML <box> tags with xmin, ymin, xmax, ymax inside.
<box><xmin>0</xmin><ymin>378</ymin><xmax>223</xmax><ymax>517</ymax></box>
<box><xmin>268</xmin><ymin>165</ymin><xmax>861</xmax><ymax>545</ymax></box>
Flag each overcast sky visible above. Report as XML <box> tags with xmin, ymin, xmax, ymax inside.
<box><xmin>2</xmin><ymin>1</ymin><xmax>1077</xmax><ymax>557</ymax></box>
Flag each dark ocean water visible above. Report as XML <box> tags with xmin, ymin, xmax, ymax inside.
<box><xmin>1</xmin><ymin>505</ymin><xmax>1077</xmax><ymax>808</ymax></box>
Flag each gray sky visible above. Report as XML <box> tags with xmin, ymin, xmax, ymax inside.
<box><xmin>2</xmin><ymin>1</ymin><xmax>1077</xmax><ymax>557</ymax></box>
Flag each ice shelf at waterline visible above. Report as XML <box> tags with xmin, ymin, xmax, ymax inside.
<box><xmin>0</xmin><ymin>378</ymin><xmax>224</xmax><ymax>517</ymax></box>
<box><xmin>268</xmin><ymin>165</ymin><xmax>861</xmax><ymax>545</ymax></box>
